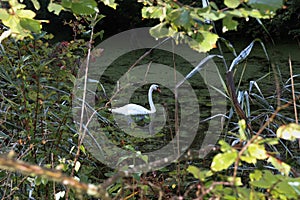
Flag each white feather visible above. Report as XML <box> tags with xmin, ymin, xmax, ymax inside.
<box><xmin>110</xmin><ymin>84</ymin><xmax>160</xmax><ymax>115</ymax></box>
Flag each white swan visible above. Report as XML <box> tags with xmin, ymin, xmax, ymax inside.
<box><xmin>111</xmin><ymin>84</ymin><xmax>161</xmax><ymax>115</ymax></box>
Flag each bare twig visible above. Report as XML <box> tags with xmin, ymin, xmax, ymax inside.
<box><xmin>0</xmin><ymin>156</ymin><xmax>110</xmax><ymax>199</ymax></box>
<box><xmin>288</xmin><ymin>56</ymin><xmax>298</xmax><ymax>123</ymax></box>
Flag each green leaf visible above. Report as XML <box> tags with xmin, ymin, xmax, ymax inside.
<box><xmin>80</xmin><ymin>144</ymin><xmax>86</xmax><ymax>154</ymax></box>
<box><xmin>211</xmin><ymin>151</ymin><xmax>237</xmax><ymax>172</ymax></box>
<box><xmin>30</xmin><ymin>0</ymin><xmax>40</xmax><ymax>10</ymax></box>
<box><xmin>48</xmin><ymin>2</ymin><xmax>64</xmax><ymax>15</ymax></box>
<box><xmin>0</xmin><ymin>9</ymin><xmax>10</xmax><ymax>20</ymax></box>
<box><xmin>168</xmin><ymin>8</ymin><xmax>192</xmax><ymax>29</ymax></box>
<box><xmin>248</xmin><ymin>0</ymin><xmax>283</xmax><ymax>12</ymax></box>
<box><xmin>248</xmin><ymin>143</ymin><xmax>268</xmax><ymax>160</ymax></box>
<box><xmin>142</xmin><ymin>6</ymin><xmax>166</xmax><ymax>21</ymax></box>
<box><xmin>227</xmin><ymin>176</ymin><xmax>243</xmax><ymax>186</ymax></box>
<box><xmin>20</xmin><ymin>18</ymin><xmax>41</xmax><ymax>33</ymax></box>
<box><xmin>15</xmin><ymin>9</ymin><xmax>36</xmax><ymax>19</ymax></box>
<box><xmin>149</xmin><ymin>23</ymin><xmax>170</xmax><ymax>38</ymax></box>
<box><xmin>62</xmin><ymin>0</ymin><xmax>72</xmax><ymax>9</ymax></box>
<box><xmin>188</xmin><ymin>31</ymin><xmax>218</xmax><ymax>52</ymax></box>
<box><xmin>241</xmin><ymin>154</ymin><xmax>257</xmax><ymax>164</ymax></box>
<box><xmin>71</xmin><ymin>0</ymin><xmax>98</xmax><ymax>15</ymax></box>
<box><xmin>218</xmin><ymin>140</ymin><xmax>232</xmax><ymax>152</ymax></box>
<box><xmin>100</xmin><ymin>0</ymin><xmax>118</xmax><ymax>9</ymax></box>
<box><xmin>267</xmin><ymin>156</ymin><xmax>291</xmax><ymax>176</ymax></box>
<box><xmin>277</xmin><ymin>123</ymin><xmax>300</xmax><ymax>141</ymax></box>
<box><xmin>187</xmin><ymin>165</ymin><xmax>213</xmax><ymax>181</ymax></box>
<box><xmin>238</xmin><ymin>119</ymin><xmax>247</xmax><ymax>140</ymax></box>
<box><xmin>249</xmin><ymin>170</ymin><xmax>262</xmax><ymax>181</ymax></box>
<box><xmin>224</xmin><ymin>0</ymin><xmax>241</xmax><ymax>9</ymax></box>
<box><xmin>250</xmin><ymin>170</ymin><xmax>278</xmax><ymax>188</ymax></box>
<box><xmin>222</xmin><ymin>15</ymin><xmax>239</xmax><ymax>32</ymax></box>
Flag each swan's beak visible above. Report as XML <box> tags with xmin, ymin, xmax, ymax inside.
<box><xmin>157</xmin><ymin>87</ymin><xmax>161</xmax><ymax>93</ymax></box>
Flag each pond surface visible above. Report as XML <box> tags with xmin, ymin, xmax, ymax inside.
<box><xmin>94</xmin><ymin>38</ymin><xmax>300</xmax><ymax>158</ymax></box>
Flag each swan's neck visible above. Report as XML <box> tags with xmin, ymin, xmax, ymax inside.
<box><xmin>148</xmin><ymin>87</ymin><xmax>156</xmax><ymax>113</ymax></box>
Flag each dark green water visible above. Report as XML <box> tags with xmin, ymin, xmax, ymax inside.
<box><xmin>95</xmin><ymin>39</ymin><xmax>300</xmax><ymax>153</ymax></box>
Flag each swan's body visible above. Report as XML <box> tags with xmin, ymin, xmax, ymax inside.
<box><xmin>111</xmin><ymin>84</ymin><xmax>160</xmax><ymax>116</ymax></box>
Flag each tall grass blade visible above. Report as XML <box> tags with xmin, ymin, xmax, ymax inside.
<box><xmin>219</xmin><ymin>37</ymin><xmax>237</xmax><ymax>57</ymax></box>
<box><xmin>256</xmin><ymin>18</ymin><xmax>275</xmax><ymax>45</ymax></box>
<box><xmin>228</xmin><ymin>39</ymin><xmax>270</xmax><ymax>72</ymax></box>
<box><xmin>176</xmin><ymin>54</ymin><xmax>223</xmax><ymax>88</ymax></box>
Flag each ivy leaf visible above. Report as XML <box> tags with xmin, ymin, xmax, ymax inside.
<box><xmin>248</xmin><ymin>0</ymin><xmax>283</xmax><ymax>12</ymax></box>
<box><xmin>224</xmin><ymin>0</ymin><xmax>241</xmax><ymax>9</ymax></box>
<box><xmin>211</xmin><ymin>151</ymin><xmax>237</xmax><ymax>172</ymax></box>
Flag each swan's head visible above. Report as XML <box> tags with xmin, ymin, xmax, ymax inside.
<box><xmin>151</xmin><ymin>84</ymin><xmax>161</xmax><ymax>93</ymax></box>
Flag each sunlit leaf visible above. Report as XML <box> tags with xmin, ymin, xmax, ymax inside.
<box><xmin>15</xmin><ymin>9</ymin><xmax>36</xmax><ymax>19</ymax></box>
<box><xmin>0</xmin><ymin>9</ymin><xmax>10</xmax><ymax>20</ymax></box>
<box><xmin>248</xmin><ymin>143</ymin><xmax>268</xmax><ymax>160</ymax></box>
<box><xmin>188</xmin><ymin>30</ymin><xmax>218</xmax><ymax>52</ymax></box>
<box><xmin>75</xmin><ymin>161</ymin><xmax>81</xmax><ymax>172</ymax></box>
<box><xmin>187</xmin><ymin>165</ymin><xmax>213</xmax><ymax>181</ymax></box>
<box><xmin>224</xmin><ymin>0</ymin><xmax>241</xmax><ymax>8</ymax></box>
<box><xmin>48</xmin><ymin>2</ymin><xmax>64</xmax><ymax>15</ymax></box>
<box><xmin>250</xmin><ymin>170</ymin><xmax>262</xmax><ymax>181</ymax></box>
<box><xmin>238</xmin><ymin>119</ymin><xmax>247</xmax><ymax>140</ymax></box>
<box><xmin>219</xmin><ymin>140</ymin><xmax>232</xmax><ymax>152</ymax></box>
<box><xmin>30</xmin><ymin>0</ymin><xmax>40</xmax><ymax>10</ymax></box>
<box><xmin>277</xmin><ymin>123</ymin><xmax>300</xmax><ymax>141</ymax></box>
<box><xmin>101</xmin><ymin>0</ymin><xmax>118</xmax><ymax>9</ymax></box>
<box><xmin>211</xmin><ymin>151</ymin><xmax>237</xmax><ymax>171</ymax></box>
<box><xmin>142</xmin><ymin>6</ymin><xmax>166</xmax><ymax>21</ymax></box>
<box><xmin>228</xmin><ymin>176</ymin><xmax>243</xmax><ymax>186</ymax></box>
<box><xmin>267</xmin><ymin>156</ymin><xmax>291</xmax><ymax>176</ymax></box>
<box><xmin>251</xmin><ymin>170</ymin><xmax>278</xmax><ymax>188</ymax></box>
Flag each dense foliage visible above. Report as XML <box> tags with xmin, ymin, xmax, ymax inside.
<box><xmin>0</xmin><ymin>0</ymin><xmax>300</xmax><ymax>199</ymax></box>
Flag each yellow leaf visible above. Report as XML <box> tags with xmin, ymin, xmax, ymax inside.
<box><xmin>277</xmin><ymin>123</ymin><xmax>300</xmax><ymax>140</ymax></box>
<box><xmin>16</xmin><ymin>9</ymin><xmax>36</xmax><ymax>19</ymax></box>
